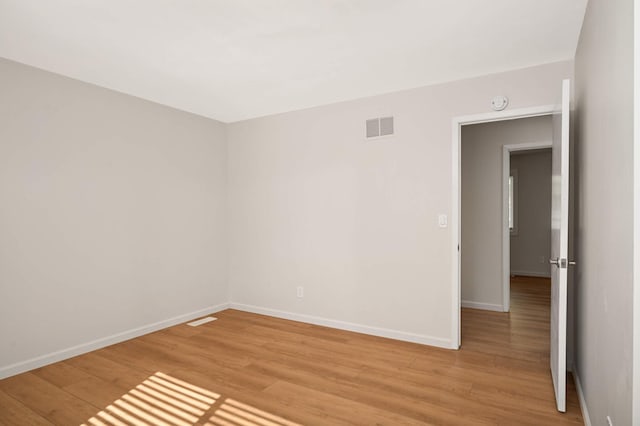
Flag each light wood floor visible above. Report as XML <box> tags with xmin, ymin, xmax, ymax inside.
<box><xmin>0</xmin><ymin>276</ymin><xmax>583</xmax><ymax>425</ymax></box>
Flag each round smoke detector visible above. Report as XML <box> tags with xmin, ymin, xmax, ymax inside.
<box><xmin>491</xmin><ymin>95</ymin><xmax>509</xmax><ymax>111</ymax></box>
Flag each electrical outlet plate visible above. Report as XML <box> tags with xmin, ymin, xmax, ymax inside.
<box><xmin>296</xmin><ymin>286</ymin><xmax>304</xmax><ymax>298</ymax></box>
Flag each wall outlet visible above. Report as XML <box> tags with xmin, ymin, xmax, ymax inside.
<box><xmin>539</xmin><ymin>256</ymin><xmax>546</xmax><ymax>264</ymax></box>
<box><xmin>296</xmin><ymin>286</ymin><xmax>304</xmax><ymax>298</ymax></box>
<box><xmin>606</xmin><ymin>415</ymin><xmax>613</xmax><ymax>426</ymax></box>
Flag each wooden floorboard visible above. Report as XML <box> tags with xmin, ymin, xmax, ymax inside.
<box><xmin>0</xmin><ymin>276</ymin><xmax>583</xmax><ymax>425</ymax></box>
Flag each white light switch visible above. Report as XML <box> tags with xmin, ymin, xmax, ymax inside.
<box><xmin>438</xmin><ymin>214</ymin><xmax>448</xmax><ymax>228</ymax></box>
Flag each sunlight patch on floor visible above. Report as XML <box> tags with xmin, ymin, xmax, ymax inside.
<box><xmin>81</xmin><ymin>372</ymin><xmax>300</xmax><ymax>426</ymax></box>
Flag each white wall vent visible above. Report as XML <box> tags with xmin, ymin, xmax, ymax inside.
<box><xmin>187</xmin><ymin>316</ymin><xmax>217</xmax><ymax>326</ymax></box>
<box><xmin>366</xmin><ymin>116</ymin><xmax>394</xmax><ymax>138</ymax></box>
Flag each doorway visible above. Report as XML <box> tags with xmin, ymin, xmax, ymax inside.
<box><xmin>459</xmin><ymin>116</ymin><xmax>552</xmax><ymax>316</ymax></box>
<box><xmin>458</xmin><ymin>116</ymin><xmax>560</xmax><ymax>404</ymax></box>
<box><xmin>450</xmin><ymin>104</ymin><xmax>556</xmax><ymax>349</ymax></box>
<box><xmin>507</xmin><ymin>147</ymin><xmax>553</xmax><ymax>307</ymax></box>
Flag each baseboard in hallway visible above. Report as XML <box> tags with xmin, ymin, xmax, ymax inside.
<box><xmin>510</xmin><ymin>270</ymin><xmax>551</xmax><ymax>278</ymax></box>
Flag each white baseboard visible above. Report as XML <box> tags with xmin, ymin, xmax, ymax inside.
<box><xmin>0</xmin><ymin>303</ymin><xmax>229</xmax><ymax>380</ymax></box>
<box><xmin>510</xmin><ymin>270</ymin><xmax>551</xmax><ymax>278</ymax></box>
<box><xmin>229</xmin><ymin>303</ymin><xmax>453</xmax><ymax>349</ymax></box>
<box><xmin>461</xmin><ymin>300</ymin><xmax>505</xmax><ymax>312</ymax></box>
<box><xmin>573</xmin><ymin>370</ymin><xmax>592</xmax><ymax>426</ymax></box>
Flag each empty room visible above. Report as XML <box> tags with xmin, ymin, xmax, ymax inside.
<box><xmin>0</xmin><ymin>1</ymin><xmax>637</xmax><ymax>425</ymax></box>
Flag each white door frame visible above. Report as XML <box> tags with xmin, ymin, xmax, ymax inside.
<box><xmin>451</xmin><ymin>104</ymin><xmax>557</xmax><ymax>349</ymax></box>
<box><xmin>633</xmin><ymin>0</ymin><xmax>639</xmax><ymax>422</ymax></box>
<box><xmin>501</xmin><ymin>142</ymin><xmax>552</xmax><ymax>312</ymax></box>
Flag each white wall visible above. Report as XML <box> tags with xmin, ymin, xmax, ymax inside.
<box><xmin>574</xmin><ymin>0</ymin><xmax>635</xmax><ymax>424</ymax></box>
<box><xmin>461</xmin><ymin>117</ymin><xmax>551</xmax><ymax>310</ymax></box>
<box><xmin>0</xmin><ymin>58</ymin><xmax>228</xmax><ymax>377</ymax></box>
<box><xmin>510</xmin><ymin>150</ymin><xmax>552</xmax><ymax>277</ymax></box>
<box><xmin>227</xmin><ymin>61</ymin><xmax>572</xmax><ymax>346</ymax></box>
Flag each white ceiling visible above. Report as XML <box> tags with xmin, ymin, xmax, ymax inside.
<box><xmin>0</xmin><ymin>0</ymin><xmax>587</xmax><ymax>122</ymax></box>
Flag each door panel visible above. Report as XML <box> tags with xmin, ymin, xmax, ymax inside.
<box><xmin>550</xmin><ymin>79</ymin><xmax>570</xmax><ymax>412</ymax></box>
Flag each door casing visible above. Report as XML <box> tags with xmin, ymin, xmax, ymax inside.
<box><xmin>451</xmin><ymin>104</ymin><xmax>557</xmax><ymax>349</ymax></box>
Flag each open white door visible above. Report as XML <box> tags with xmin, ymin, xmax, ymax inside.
<box><xmin>549</xmin><ymin>79</ymin><xmax>571</xmax><ymax>412</ymax></box>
